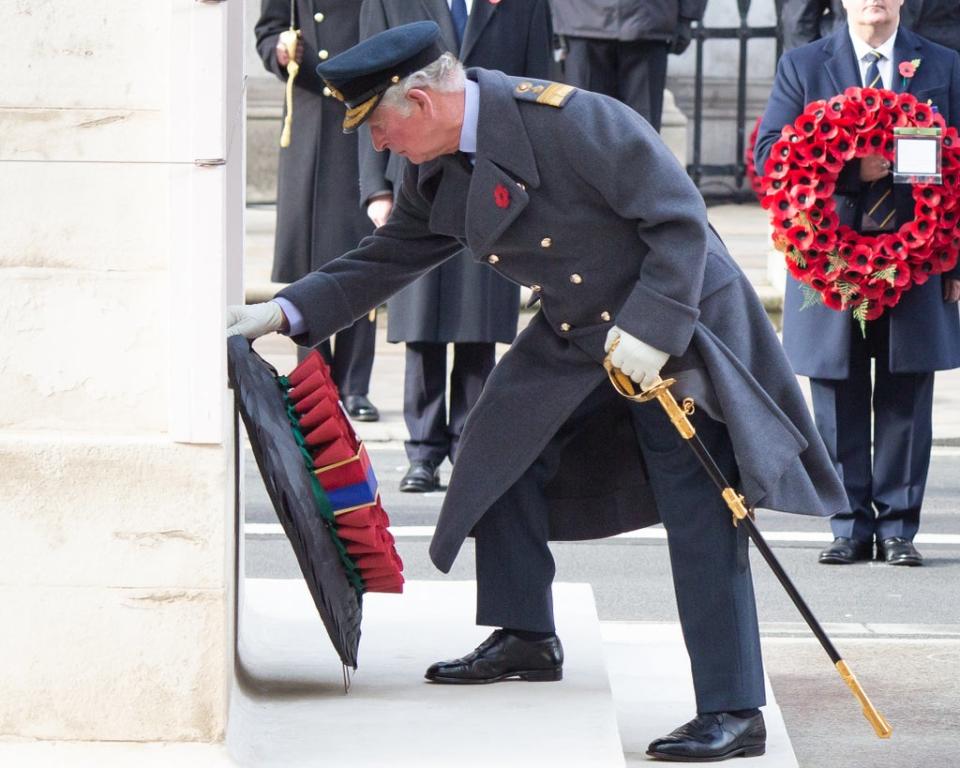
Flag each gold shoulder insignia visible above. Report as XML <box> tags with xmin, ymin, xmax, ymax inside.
<box><xmin>513</xmin><ymin>80</ymin><xmax>576</xmax><ymax>108</ymax></box>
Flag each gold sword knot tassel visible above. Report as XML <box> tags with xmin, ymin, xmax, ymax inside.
<box><xmin>279</xmin><ymin>28</ymin><xmax>302</xmax><ymax>148</ymax></box>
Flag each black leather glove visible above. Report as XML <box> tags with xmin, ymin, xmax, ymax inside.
<box><xmin>671</xmin><ymin>19</ymin><xmax>694</xmax><ymax>55</ymax></box>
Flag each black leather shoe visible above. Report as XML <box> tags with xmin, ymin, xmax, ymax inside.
<box><xmin>425</xmin><ymin>630</ymin><xmax>563</xmax><ymax>684</ymax></box>
<box><xmin>877</xmin><ymin>537</ymin><xmax>923</xmax><ymax>566</ymax></box>
<box><xmin>646</xmin><ymin>712</ymin><xmax>766</xmax><ymax>762</ymax></box>
<box><xmin>343</xmin><ymin>394</ymin><xmax>379</xmax><ymax>422</ymax></box>
<box><xmin>399</xmin><ymin>460</ymin><xmax>440</xmax><ymax>493</ymax></box>
<box><xmin>818</xmin><ymin>537</ymin><xmax>873</xmax><ymax>565</ymax></box>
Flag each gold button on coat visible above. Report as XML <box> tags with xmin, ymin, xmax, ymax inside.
<box><xmin>540</xmin><ymin>237</ymin><xmax>552</xmax><ymax>248</ymax></box>
<box><xmin>314</xmin><ymin>12</ymin><xmax>325</xmax><ymax>22</ymax></box>
<box><xmin>600</xmin><ymin>311</ymin><xmax>611</xmax><ymax>322</ymax></box>
<box><xmin>322</xmin><ymin>86</ymin><xmax>332</xmax><ymax>97</ymax></box>
<box><xmin>318</xmin><ymin>49</ymin><xmax>329</xmax><ymax>60</ymax></box>
<box><xmin>569</xmin><ymin>273</ymin><xmax>583</xmax><ymax>284</ymax></box>
<box><xmin>487</xmin><ymin>254</ymin><xmax>499</xmax><ymax>264</ymax></box>
<box><xmin>560</xmin><ymin>322</ymin><xmax>571</xmax><ymax>332</ymax></box>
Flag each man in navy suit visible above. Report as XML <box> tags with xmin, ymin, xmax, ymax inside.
<box><xmin>757</xmin><ymin>0</ymin><xmax>960</xmax><ymax>566</ymax></box>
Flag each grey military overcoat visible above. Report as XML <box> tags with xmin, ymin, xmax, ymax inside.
<box><xmin>357</xmin><ymin>0</ymin><xmax>553</xmax><ymax>343</ymax></box>
<box><xmin>279</xmin><ymin>68</ymin><xmax>848</xmax><ymax>572</ymax></box>
<box><xmin>256</xmin><ymin>0</ymin><xmax>373</xmax><ymax>282</ymax></box>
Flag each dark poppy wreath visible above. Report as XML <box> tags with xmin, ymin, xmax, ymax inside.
<box><xmin>758</xmin><ymin>86</ymin><xmax>960</xmax><ymax>328</ymax></box>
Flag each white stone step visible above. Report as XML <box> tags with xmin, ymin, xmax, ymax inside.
<box><xmin>601</xmin><ymin>622</ymin><xmax>799</xmax><ymax>767</ymax></box>
<box><xmin>229</xmin><ymin>579</ymin><xmax>626</xmax><ymax>767</ymax></box>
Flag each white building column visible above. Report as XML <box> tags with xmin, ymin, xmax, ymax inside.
<box><xmin>0</xmin><ymin>0</ymin><xmax>244</xmax><ymax>742</ymax></box>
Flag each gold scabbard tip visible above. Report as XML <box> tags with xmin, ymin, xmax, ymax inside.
<box><xmin>835</xmin><ymin>660</ymin><xmax>893</xmax><ymax>739</ymax></box>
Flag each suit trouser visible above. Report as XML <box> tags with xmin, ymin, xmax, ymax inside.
<box><xmin>296</xmin><ymin>313</ymin><xmax>377</xmax><ymax>397</ymax></box>
<box><xmin>403</xmin><ymin>341</ymin><xmax>496</xmax><ymax>465</ymax></box>
<box><xmin>809</xmin><ymin>318</ymin><xmax>933</xmax><ymax>543</ymax></box>
<box><xmin>563</xmin><ymin>37</ymin><xmax>669</xmax><ymax>131</ymax></box>
<box><xmin>474</xmin><ymin>394</ymin><xmax>766</xmax><ymax>714</ymax></box>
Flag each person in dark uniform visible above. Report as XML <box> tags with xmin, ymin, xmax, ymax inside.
<box><xmin>757</xmin><ymin>0</ymin><xmax>960</xmax><ymax>566</ymax></box>
<box><xmin>358</xmin><ymin>0</ymin><xmax>554</xmax><ymax>492</ymax></box>
<box><xmin>779</xmin><ymin>0</ymin><xmax>960</xmax><ymax>53</ymax></box>
<box><xmin>255</xmin><ymin>0</ymin><xmax>380</xmax><ymax>421</ymax></box>
<box><xmin>550</xmin><ymin>0</ymin><xmax>706</xmax><ymax>130</ymax></box>
<box><xmin>229</xmin><ymin>21</ymin><xmax>848</xmax><ymax>760</ymax></box>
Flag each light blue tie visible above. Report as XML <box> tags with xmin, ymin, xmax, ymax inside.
<box><xmin>450</xmin><ymin>0</ymin><xmax>468</xmax><ymax>50</ymax></box>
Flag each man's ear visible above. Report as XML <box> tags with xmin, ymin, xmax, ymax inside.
<box><xmin>406</xmin><ymin>88</ymin><xmax>434</xmax><ymax>117</ymax></box>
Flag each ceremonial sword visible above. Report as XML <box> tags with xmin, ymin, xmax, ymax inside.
<box><xmin>279</xmin><ymin>0</ymin><xmax>301</xmax><ymax>148</ymax></box>
<box><xmin>603</xmin><ymin>347</ymin><xmax>892</xmax><ymax>739</ymax></box>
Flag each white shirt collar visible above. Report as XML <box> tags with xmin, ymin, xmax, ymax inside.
<box><xmin>849</xmin><ymin>26</ymin><xmax>899</xmax><ymax>65</ymax></box>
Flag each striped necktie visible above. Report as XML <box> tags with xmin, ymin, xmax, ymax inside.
<box><xmin>860</xmin><ymin>50</ymin><xmax>896</xmax><ymax>231</ymax></box>
<box><xmin>863</xmin><ymin>49</ymin><xmax>884</xmax><ymax>89</ymax></box>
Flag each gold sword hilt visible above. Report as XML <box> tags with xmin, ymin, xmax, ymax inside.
<box><xmin>279</xmin><ymin>28</ymin><xmax>301</xmax><ymax>148</ymax></box>
<box><xmin>602</xmin><ymin>340</ymin><xmax>752</xmax><ymax>526</ymax></box>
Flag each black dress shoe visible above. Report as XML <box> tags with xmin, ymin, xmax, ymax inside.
<box><xmin>877</xmin><ymin>537</ymin><xmax>923</xmax><ymax>566</ymax></box>
<box><xmin>343</xmin><ymin>394</ymin><xmax>379</xmax><ymax>422</ymax></box>
<box><xmin>399</xmin><ymin>460</ymin><xmax>440</xmax><ymax>493</ymax></box>
<box><xmin>647</xmin><ymin>712</ymin><xmax>766</xmax><ymax>762</ymax></box>
<box><xmin>425</xmin><ymin>630</ymin><xmax>563</xmax><ymax>684</ymax></box>
<box><xmin>818</xmin><ymin>537</ymin><xmax>873</xmax><ymax>565</ymax></box>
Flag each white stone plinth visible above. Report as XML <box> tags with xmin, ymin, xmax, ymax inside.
<box><xmin>229</xmin><ymin>580</ymin><xmax>626</xmax><ymax>767</ymax></box>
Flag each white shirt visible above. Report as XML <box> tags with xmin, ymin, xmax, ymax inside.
<box><xmin>447</xmin><ymin>0</ymin><xmax>474</xmax><ymax>15</ymax></box>
<box><xmin>849</xmin><ymin>27</ymin><xmax>899</xmax><ymax>90</ymax></box>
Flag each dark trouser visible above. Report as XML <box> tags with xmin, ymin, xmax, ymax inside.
<box><xmin>403</xmin><ymin>341</ymin><xmax>496</xmax><ymax>465</ymax></box>
<box><xmin>563</xmin><ymin>37</ymin><xmax>669</xmax><ymax>131</ymax></box>
<box><xmin>297</xmin><ymin>313</ymin><xmax>377</xmax><ymax>396</ymax></box>
<box><xmin>809</xmin><ymin>318</ymin><xmax>933</xmax><ymax>543</ymax></box>
<box><xmin>474</xmin><ymin>396</ymin><xmax>766</xmax><ymax>714</ymax></box>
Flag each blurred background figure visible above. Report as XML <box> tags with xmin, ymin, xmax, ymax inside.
<box><xmin>550</xmin><ymin>0</ymin><xmax>706</xmax><ymax>131</ymax></box>
<box><xmin>256</xmin><ymin>0</ymin><xmax>380</xmax><ymax>422</ymax></box>
<box><xmin>779</xmin><ymin>0</ymin><xmax>960</xmax><ymax>53</ymax></box>
<box><xmin>358</xmin><ymin>0</ymin><xmax>554</xmax><ymax>492</ymax></box>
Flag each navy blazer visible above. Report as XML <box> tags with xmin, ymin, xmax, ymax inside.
<box><xmin>756</xmin><ymin>25</ymin><xmax>960</xmax><ymax>376</ymax></box>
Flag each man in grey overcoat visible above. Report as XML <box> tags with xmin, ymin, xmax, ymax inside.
<box><xmin>255</xmin><ymin>0</ymin><xmax>380</xmax><ymax>421</ymax></box>
<box><xmin>230</xmin><ymin>21</ymin><xmax>847</xmax><ymax>762</ymax></box>
<box><xmin>550</xmin><ymin>0</ymin><xmax>705</xmax><ymax>130</ymax></box>
<box><xmin>358</xmin><ymin>0</ymin><xmax>554</xmax><ymax>492</ymax></box>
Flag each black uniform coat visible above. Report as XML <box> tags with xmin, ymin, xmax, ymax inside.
<box><xmin>279</xmin><ymin>68</ymin><xmax>849</xmax><ymax>572</ymax></box>
<box><xmin>756</xmin><ymin>26</ymin><xmax>960</xmax><ymax>377</ymax></box>
<box><xmin>256</xmin><ymin>0</ymin><xmax>374</xmax><ymax>282</ymax></box>
<box><xmin>357</xmin><ymin>0</ymin><xmax>553</xmax><ymax>343</ymax></box>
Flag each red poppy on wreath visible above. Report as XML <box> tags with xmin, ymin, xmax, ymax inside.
<box><xmin>493</xmin><ymin>183</ymin><xmax>510</xmax><ymax>209</ymax></box>
<box><xmin>759</xmin><ymin>86</ymin><xmax>960</xmax><ymax>331</ymax></box>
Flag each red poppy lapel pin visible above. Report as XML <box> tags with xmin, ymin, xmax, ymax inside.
<box><xmin>493</xmin><ymin>183</ymin><xmax>510</xmax><ymax>209</ymax></box>
<box><xmin>899</xmin><ymin>58</ymin><xmax>921</xmax><ymax>88</ymax></box>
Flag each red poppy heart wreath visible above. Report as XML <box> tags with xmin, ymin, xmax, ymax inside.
<box><xmin>758</xmin><ymin>87</ymin><xmax>960</xmax><ymax>328</ymax></box>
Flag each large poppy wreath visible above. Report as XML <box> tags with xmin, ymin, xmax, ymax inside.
<box><xmin>758</xmin><ymin>86</ymin><xmax>960</xmax><ymax>328</ymax></box>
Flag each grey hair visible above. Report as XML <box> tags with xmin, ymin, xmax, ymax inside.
<box><xmin>378</xmin><ymin>52</ymin><xmax>465</xmax><ymax>115</ymax></box>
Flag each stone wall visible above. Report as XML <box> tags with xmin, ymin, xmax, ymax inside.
<box><xmin>0</xmin><ymin>0</ymin><xmax>241</xmax><ymax>743</ymax></box>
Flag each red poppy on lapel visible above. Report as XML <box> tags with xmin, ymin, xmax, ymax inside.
<box><xmin>493</xmin><ymin>183</ymin><xmax>510</xmax><ymax>208</ymax></box>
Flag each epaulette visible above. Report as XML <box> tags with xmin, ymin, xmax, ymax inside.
<box><xmin>512</xmin><ymin>79</ymin><xmax>577</xmax><ymax>108</ymax></box>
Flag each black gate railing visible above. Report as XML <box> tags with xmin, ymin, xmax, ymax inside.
<box><xmin>688</xmin><ymin>0</ymin><xmax>783</xmax><ymax>203</ymax></box>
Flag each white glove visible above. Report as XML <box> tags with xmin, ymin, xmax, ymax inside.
<box><xmin>604</xmin><ymin>325</ymin><xmax>669</xmax><ymax>390</ymax></box>
<box><xmin>226</xmin><ymin>301</ymin><xmax>286</xmax><ymax>340</ymax></box>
